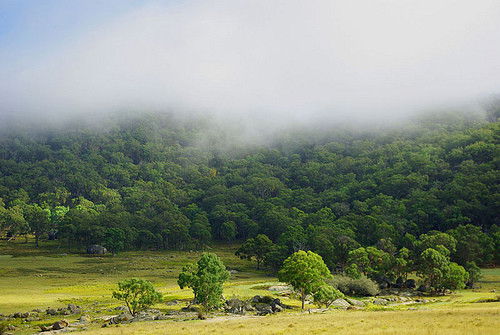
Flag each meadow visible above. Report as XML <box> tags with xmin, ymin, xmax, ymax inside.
<box><xmin>0</xmin><ymin>240</ymin><xmax>498</xmax><ymax>334</ymax></box>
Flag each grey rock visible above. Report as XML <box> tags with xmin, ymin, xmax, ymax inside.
<box><xmin>346</xmin><ymin>298</ymin><xmax>365</xmax><ymax>307</ymax></box>
<box><xmin>373</xmin><ymin>298</ymin><xmax>389</xmax><ymax>306</ymax></box>
<box><xmin>86</xmin><ymin>245</ymin><xmax>107</xmax><ymax>255</ymax></box>
<box><xmin>331</xmin><ymin>298</ymin><xmax>351</xmax><ymax>308</ymax></box>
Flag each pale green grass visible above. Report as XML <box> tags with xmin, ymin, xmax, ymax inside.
<box><xmin>0</xmin><ymin>239</ymin><xmax>498</xmax><ymax>334</ymax></box>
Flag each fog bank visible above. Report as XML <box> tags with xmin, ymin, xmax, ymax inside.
<box><xmin>1</xmin><ymin>0</ymin><xmax>499</xmax><ymax>127</ymax></box>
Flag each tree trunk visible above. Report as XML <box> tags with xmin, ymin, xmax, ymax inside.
<box><xmin>301</xmin><ymin>289</ymin><xmax>305</xmax><ymax>310</ymax></box>
<box><xmin>35</xmin><ymin>234</ymin><xmax>39</xmax><ymax>248</ymax></box>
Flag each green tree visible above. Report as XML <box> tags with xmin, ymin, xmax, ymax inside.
<box><xmin>417</xmin><ymin>248</ymin><xmax>468</xmax><ymax>292</ymax></box>
<box><xmin>313</xmin><ymin>284</ymin><xmax>344</xmax><ymax>308</ymax></box>
<box><xmin>235</xmin><ymin>234</ymin><xmax>275</xmax><ymax>269</ymax></box>
<box><xmin>24</xmin><ymin>204</ymin><xmax>51</xmax><ymax>247</ymax></box>
<box><xmin>177</xmin><ymin>253</ymin><xmax>230</xmax><ymax>309</ymax></box>
<box><xmin>278</xmin><ymin>250</ymin><xmax>332</xmax><ymax>309</ymax></box>
<box><xmin>112</xmin><ymin>279</ymin><xmax>163</xmax><ymax>315</ymax></box>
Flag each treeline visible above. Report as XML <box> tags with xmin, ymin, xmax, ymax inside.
<box><xmin>0</xmin><ymin>111</ymin><xmax>498</xmax><ymax>269</ymax></box>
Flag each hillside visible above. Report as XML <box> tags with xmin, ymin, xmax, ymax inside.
<box><xmin>0</xmin><ymin>111</ymin><xmax>498</xmax><ymax>270</ymax></box>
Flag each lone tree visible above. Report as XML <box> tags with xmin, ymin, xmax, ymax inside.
<box><xmin>313</xmin><ymin>284</ymin><xmax>344</xmax><ymax>308</ymax></box>
<box><xmin>278</xmin><ymin>250</ymin><xmax>332</xmax><ymax>309</ymax></box>
<box><xmin>112</xmin><ymin>279</ymin><xmax>163</xmax><ymax>315</ymax></box>
<box><xmin>236</xmin><ymin>234</ymin><xmax>275</xmax><ymax>269</ymax></box>
<box><xmin>178</xmin><ymin>253</ymin><xmax>230</xmax><ymax>309</ymax></box>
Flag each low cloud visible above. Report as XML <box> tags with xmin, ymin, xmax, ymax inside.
<box><xmin>1</xmin><ymin>0</ymin><xmax>499</xmax><ymax>126</ymax></box>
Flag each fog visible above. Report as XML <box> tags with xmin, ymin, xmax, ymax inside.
<box><xmin>1</xmin><ymin>0</ymin><xmax>499</xmax><ymax>128</ymax></box>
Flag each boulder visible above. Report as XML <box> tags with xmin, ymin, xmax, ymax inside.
<box><xmin>67</xmin><ymin>304</ymin><xmax>81</xmax><ymax>314</ymax></box>
<box><xmin>86</xmin><ymin>245</ymin><xmax>107</xmax><ymax>255</ymax></box>
<box><xmin>165</xmin><ymin>300</ymin><xmax>178</xmax><ymax>306</ymax></box>
<box><xmin>346</xmin><ymin>298</ymin><xmax>365</xmax><ymax>307</ymax></box>
<box><xmin>373</xmin><ymin>298</ymin><xmax>389</xmax><ymax>306</ymax></box>
<box><xmin>331</xmin><ymin>298</ymin><xmax>351</xmax><ymax>308</ymax></box>
<box><xmin>255</xmin><ymin>304</ymin><xmax>273</xmax><ymax>316</ymax></box>
<box><xmin>46</xmin><ymin>308</ymin><xmax>57</xmax><ymax>316</ymax></box>
<box><xmin>52</xmin><ymin>320</ymin><xmax>69</xmax><ymax>330</ymax></box>
<box><xmin>11</xmin><ymin>312</ymin><xmax>29</xmax><ymax>318</ymax></box>
<box><xmin>225</xmin><ymin>298</ymin><xmax>246</xmax><ymax>315</ymax></box>
<box><xmin>181</xmin><ymin>305</ymin><xmax>201</xmax><ymax>313</ymax></box>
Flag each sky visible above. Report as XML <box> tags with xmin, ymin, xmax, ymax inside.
<box><xmin>1</xmin><ymin>0</ymin><xmax>499</xmax><ymax>125</ymax></box>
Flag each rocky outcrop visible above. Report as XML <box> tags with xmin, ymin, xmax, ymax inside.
<box><xmin>86</xmin><ymin>245</ymin><xmax>107</xmax><ymax>255</ymax></box>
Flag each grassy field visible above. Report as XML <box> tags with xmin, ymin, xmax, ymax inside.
<box><xmin>0</xmin><ymin>239</ymin><xmax>498</xmax><ymax>334</ymax></box>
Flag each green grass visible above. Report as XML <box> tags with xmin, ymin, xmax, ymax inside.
<box><xmin>0</xmin><ymin>239</ymin><xmax>499</xmax><ymax>334</ymax></box>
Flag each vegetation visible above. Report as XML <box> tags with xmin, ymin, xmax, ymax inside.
<box><xmin>330</xmin><ymin>275</ymin><xmax>380</xmax><ymax>296</ymax></box>
<box><xmin>178</xmin><ymin>253</ymin><xmax>230</xmax><ymax>309</ymax></box>
<box><xmin>0</xmin><ymin>240</ymin><xmax>498</xmax><ymax>334</ymax></box>
<box><xmin>112</xmin><ymin>278</ymin><xmax>163</xmax><ymax>315</ymax></box>
<box><xmin>278</xmin><ymin>250</ymin><xmax>332</xmax><ymax>309</ymax></box>
<box><xmin>313</xmin><ymin>284</ymin><xmax>344</xmax><ymax>308</ymax></box>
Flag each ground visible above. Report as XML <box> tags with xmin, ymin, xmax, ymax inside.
<box><xmin>0</xmin><ymin>239</ymin><xmax>498</xmax><ymax>334</ymax></box>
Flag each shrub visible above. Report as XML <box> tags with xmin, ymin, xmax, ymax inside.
<box><xmin>330</xmin><ymin>275</ymin><xmax>379</xmax><ymax>296</ymax></box>
<box><xmin>112</xmin><ymin>278</ymin><xmax>163</xmax><ymax>315</ymax></box>
<box><xmin>313</xmin><ymin>284</ymin><xmax>345</xmax><ymax>308</ymax></box>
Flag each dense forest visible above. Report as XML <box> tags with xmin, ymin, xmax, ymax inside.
<box><xmin>0</xmin><ymin>110</ymin><xmax>498</xmax><ymax>276</ymax></box>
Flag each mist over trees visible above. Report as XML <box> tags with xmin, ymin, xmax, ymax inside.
<box><xmin>0</xmin><ymin>110</ymin><xmax>498</xmax><ymax>276</ymax></box>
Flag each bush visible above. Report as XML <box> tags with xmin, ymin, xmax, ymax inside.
<box><xmin>330</xmin><ymin>275</ymin><xmax>379</xmax><ymax>296</ymax></box>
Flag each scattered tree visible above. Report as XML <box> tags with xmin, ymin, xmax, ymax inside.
<box><xmin>178</xmin><ymin>253</ymin><xmax>230</xmax><ymax>309</ymax></box>
<box><xmin>112</xmin><ymin>279</ymin><xmax>163</xmax><ymax>315</ymax></box>
<box><xmin>278</xmin><ymin>250</ymin><xmax>332</xmax><ymax>309</ymax></box>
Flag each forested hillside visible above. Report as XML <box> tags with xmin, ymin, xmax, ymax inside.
<box><xmin>0</xmin><ymin>111</ymin><xmax>498</xmax><ymax>270</ymax></box>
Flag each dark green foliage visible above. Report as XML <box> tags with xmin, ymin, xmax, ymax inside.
<box><xmin>235</xmin><ymin>234</ymin><xmax>275</xmax><ymax>269</ymax></box>
<box><xmin>112</xmin><ymin>278</ymin><xmax>163</xmax><ymax>315</ymax></box>
<box><xmin>178</xmin><ymin>253</ymin><xmax>230</xmax><ymax>309</ymax></box>
<box><xmin>0</xmin><ymin>111</ymin><xmax>496</xmax><ymax>269</ymax></box>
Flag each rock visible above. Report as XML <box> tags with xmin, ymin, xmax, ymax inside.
<box><xmin>131</xmin><ymin>311</ymin><xmax>155</xmax><ymax>322</ymax></box>
<box><xmin>225</xmin><ymin>298</ymin><xmax>246</xmax><ymax>315</ymax></box>
<box><xmin>229</xmin><ymin>269</ymin><xmax>239</xmax><ymax>274</ymax></box>
<box><xmin>181</xmin><ymin>306</ymin><xmax>201</xmax><ymax>313</ymax></box>
<box><xmin>255</xmin><ymin>305</ymin><xmax>273</xmax><ymax>316</ymax></box>
<box><xmin>32</xmin><ymin>309</ymin><xmax>43</xmax><ymax>313</ymax></box>
<box><xmin>67</xmin><ymin>304</ymin><xmax>81</xmax><ymax>314</ymax></box>
<box><xmin>114</xmin><ymin>306</ymin><xmax>128</xmax><ymax>311</ymax></box>
<box><xmin>112</xmin><ymin>312</ymin><xmax>134</xmax><ymax>323</ymax></box>
<box><xmin>25</xmin><ymin>316</ymin><xmax>41</xmax><ymax>322</ymax></box>
<box><xmin>52</xmin><ymin>320</ymin><xmax>69</xmax><ymax>330</ymax></box>
<box><xmin>373</xmin><ymin>298</ymin><xmax>389</xmax><ymax>306</ymax></box>
<box><xmin>11</xmin><ymin>312</ymin><xmax>29</xmax><ymax>318</ymax></box>
<box><xmin>165</xmin><ymin>300</ymin><xmax>178</xmax><ymax>306</ymax></box>
<box><xmin>40</xmin><ymin>325</ymin><xmax>52</xmax><ymax>332</ymax></box>
<box><xmin>346</xmin><ymin>298</ymin><xmax>365</xmax><ymax>307</ymax></box>
<box><xmin>331</xmin><ymin>298</ymin><xmax>351</xmax><ymax>308</ymax></box>
<box><xmin>268</xmin><ymin>285</ymin><xmax>292</xmax><ymax>292</ymax></box>
<box><xmin>154</xmin><ymin>314</ymin><xmax>170</xmax><ymax>320</ymax></box>
<box><xmin>272</xmin><ymin>304</ymin><xmax>284</xmax><ymax>312</ymax></box>
<box><xmin>46</xmin><ymin>308</ymin><xmax>57</xmax><ymax>315</ymax></box>
<box><xmin>86</xmin><ymin>244</ymin><xmax>107</xmax><ymax>255</ymax></box>
<box><xmin>79</xmin><ymin>315</ymin><xmax>91</xmax><ymax>323</ymax></box>
<box><xmin>251</xmin><ymin>295</ymin><xmax>263</xmax><ymax>304</ymax></box>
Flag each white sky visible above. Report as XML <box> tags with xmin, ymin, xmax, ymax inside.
<box><xmin>1</xmin><ymin>0</ymin><xmax>499</xmax><ymax>124</ymax></box>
